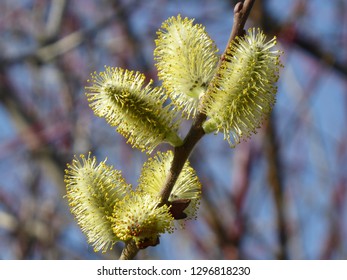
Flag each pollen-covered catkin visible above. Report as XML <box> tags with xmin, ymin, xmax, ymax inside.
<box><xmin>111</xmin><ymin>192</ymin><xmax>174</xmax><ymax>248</ymax></box>
<box><xmin>64</xmin><ymin>154</ymin><xmax>131</xmax><ymax>252</ymax></box>
<box><xmin>86</xmin><ymin>67</ymin><xmax>182</xmax><ymax>153</ymax></box>
<box><xmin>154</xmin><ymin>15</ymin><xmax>219</xmax><ymax>119</ymax></box>
<box><xmin>138</xmin><ymin>151</ymin><xmax>201</xmax><ymax>221</ymax></box>
<box><xmin>202</xmin><ymin>28</ymin><xmax>283</xmax><ymax>147</ymax></box>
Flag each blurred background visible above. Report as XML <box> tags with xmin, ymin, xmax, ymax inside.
<box><xmin>0</xmin><ymin>0</ymin><xmax>346</xmax><ymax>260</ymax></box>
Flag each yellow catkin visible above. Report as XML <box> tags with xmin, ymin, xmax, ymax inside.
<box><xmin>154</xmin><ymin>15</ymin><xmax>219</xmax><ymax>119</ymax></box>
<box><xmin>138</xmin><ymin>151</ymin><xmax>201</xmax><ymax>221</ymax></box>
<box><xmin>64</xmin><ymin>153</ymin><xmax>131</xmax><ymax>252</ymax></box>
<box><xmin>86</xmin><ymin>67</ymin><xmax>182</xmax><ymax>153</ymax></box>
<box><xmin>202</xmin><ymin>28</ymin><xmax>283</xmax><ymax>147</ymax></box>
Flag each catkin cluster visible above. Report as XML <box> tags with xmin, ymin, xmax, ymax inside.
<box><xmin>65</xmin><ymin>15</ymin><xmax>282</xmax><ymax>253</ymax></box>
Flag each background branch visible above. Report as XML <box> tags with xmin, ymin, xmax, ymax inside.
<box><xmin>265</xmin><ymin>117</ymin><xmax>288</xmax><ymax>259</ymax></box>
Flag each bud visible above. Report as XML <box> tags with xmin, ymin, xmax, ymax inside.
<box><xmin>154</xmin><ymin>15</ymin><xmax>219</xmax><ymax>118</ymax></box>
<box><xmin>138</xmin><ymin>151</ymin><xmax>201</xmax><ymax>220</ymax></box>
<box><xmin>111</xmin><ymin>192</ymin><xmax>173</xmax><ymax>249</ymax></box>
<box><xmin>64</xmin><ymin>153</ymin><xmax>131</xmax><ymax>252</ymax></box>
<box><xmin>86</xmin><ymin>67</ymin><xmax>182</xmax><ymax>153</ymax></box>
<box><xmin>202</xmin><ymin>28</ymin><xmax>283</xmax><ymax>147</ymax></box>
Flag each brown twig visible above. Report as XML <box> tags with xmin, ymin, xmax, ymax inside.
<box><xmin>265</xmin><ymin>117</ymin><xmax>288</xmax><ymax>259</ymax></box>
<box><xmin>119</xmin><ymin>240</ymin><xmax>139</xmax><ymax>260</ymax></box>
<box><xmin>221</xmin><ymin>0</ymin><xmax>255</xmax><ymax>62</ymax></box>
<box><xmin>119</xmin><ymin>0</ymin><xmax>256</xmax><ymax>260</ymax></box>
<box><xmin>0</xmin><ymin>15</ymin><xmax>115</xmax><ymax>65</ymax></box>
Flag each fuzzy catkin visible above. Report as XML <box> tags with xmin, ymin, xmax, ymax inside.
<box><xmin>86</xmin><ymin>67</ymin><xmax>182</xmax><ymax>153</ymax></box>
<box><xmin>154</xmin><ymin>15</ymin><xmax>219</xmax><ymax>119</ymax></box>
<box><xmin>111</xmin><ymin>192</ymin><xmax>174</xmax><ymax>248</ymax></box>
<box><xmin>138</xmin><ymin>151</ymin><xmax>201</xmax><ymax>220</ymax></box>
<box><xmin>202</xmin><ymin>28</ymin><xmax>283</xmax><ymax>147</ymax></box>
<box><xmin>64</xmin><ymin>154</ymin><xmax>131</xmax><ymax>252</ymax></box>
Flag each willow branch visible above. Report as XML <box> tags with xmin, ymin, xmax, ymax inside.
<box><xmin>222</xmin><ymin>0</ymin><xmax>256</xmax><ymax>62</ymax></box>
<box><xmin>119</xmin><ymin>240</ymin><xmax>139</xmax><ymax>260</ymax></box>
<box><xmin>119</xmin><ymin>0</ymin><xmax>256</xmax><ymax>260</ymax></box>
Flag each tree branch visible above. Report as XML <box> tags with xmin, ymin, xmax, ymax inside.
<box><xmin>119</xmin><ymin>240</ymin><xmax>139</xmax><ymax>260</ymax></box>
<box><xmin>221</xmin><ymin>0</ymin><xmax>255</xmax><ymax>61</ymax></box>
<box><xmin>265</xmin><ymin>116</ymin><xmax>288</xmax><ymax>259</ymax></box>
<box><xmin>0</xmin><ymin>15</ymin><xmax>115</xmax><ymax>65</ymax></box>
<box><xmin>119</xmin><ymin>0</ymin><xmax>256</xmax><ymax>260</ymax></box>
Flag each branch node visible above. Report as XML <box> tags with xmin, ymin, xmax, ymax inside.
<box><xmin>234</xmin><ymin>2</ymin><xmax>244</xmax><ymax>14</ymax></box>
